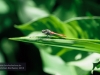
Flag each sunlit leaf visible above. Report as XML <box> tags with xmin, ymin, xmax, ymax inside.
<box><xmin>9</xmin><ymin>36</ymin><xmax>100</xmax><ymax>53</ymax></box>
<box><xmin>10</xmin><ymin>15</ymin><xmax>100</xmax><ymax>75</ymax></box>
<box><xmin>39</xmin><ymin>49</ymin><xmax>77</xmax><ymax>75</ymax></box>
<box><xmin>14</xmin><ymin>15</ymin><xmax>100</xmax><ymax>61</ymax></box>
<box><xmin>0</xmin><ymin>0</ymin><xmax>9</xmax><ymax>14</ymax></box>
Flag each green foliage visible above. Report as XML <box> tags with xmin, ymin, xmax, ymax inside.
<box><xmin>1</xmin><ymin>0</ymin><xmax>100</xmax><ymax>75</ymax></box>
<box><xmin>9</xmin><ymin>15</ymin><xmax>100</xmax><ymax>75</ymax></box>
<box><xmin>9</xmin><ymin>36</ymin><xmax>100</xmax><ymax>53</ymax></box>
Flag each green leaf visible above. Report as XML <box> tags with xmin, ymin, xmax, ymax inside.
<box><xmin>9</xmin><ymin>36</ymin><xmax>100</xmax><ymax>53</ymax></box>
<box><xmin>65</xmin><ymin>16</ymin><xmax>100</xmax><ymax>39</ymax></box>
<box><xmin>14</xmin><ymin>15</ymin><xmax>75</xmax><ymax>62</ymax></box>
<box><xmin>15</xmin><ymin>15</ymin><xmax>75</xmax><ymax>38</ymax></box>
<box><xmin>39</xmin><ymin>48</ymin><xmax>77</xmax><ymax>75</ymax></box>
<box><xmin>14</xmin><ymin>15</ymin><xmax>100</xmax><ymax>61</ymax></box>
<box><xmin>0</xmin><ymin>0</ymin><xmax>9</xmax><ymax>14</ymax></box>
<box><xmin>10</xmin><ymin>15</ymin><xmax>100</xmax><ymax>75</ymax></box>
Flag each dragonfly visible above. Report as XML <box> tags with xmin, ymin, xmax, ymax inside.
<box><xmin>42</xmin><ymin>29</ymin><xmax>66</xmax><ymax>39</ymax></box>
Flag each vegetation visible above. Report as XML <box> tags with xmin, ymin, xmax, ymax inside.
<box><xmin>1</xmin><ymin>0</ymin><xmax>100</xmax><ymax>75</ymax></box>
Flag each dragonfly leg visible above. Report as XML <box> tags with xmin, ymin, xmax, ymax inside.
<box><xmin>46</xmin><ymin>34</ymin><xmax>51</xmax><ymax>38</ymax></box>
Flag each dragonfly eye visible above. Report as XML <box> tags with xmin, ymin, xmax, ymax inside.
<box><xmin>42</xmin><ymin>29</ymin><xmax>50</xmax><ymax>33</ymax></box>
<box><xmin>42</xmin><ymin>30</ymin><xmax>46</xmax><ymax>33</ymax></box>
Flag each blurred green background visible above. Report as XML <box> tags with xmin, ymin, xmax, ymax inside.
<box><xmin>1</xmin><ymin>0</ymin><xmax>100</xmax><ymax>75</ymax></box>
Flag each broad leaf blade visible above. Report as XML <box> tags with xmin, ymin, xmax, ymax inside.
<box><xmin>9</xmin><ymin>36</ymin><xmax>100</xmax><ymax>53</ymax></box>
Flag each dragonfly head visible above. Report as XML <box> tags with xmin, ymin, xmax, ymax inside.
<box><xmin>42</xmin><ymin>29</ymin><xmax>51</xmax><ymax>35</ymax></box>
<box><xmin>42</xmin><ymin>30</ymin><xmax>46</xmax><ymax>33</ymax></box>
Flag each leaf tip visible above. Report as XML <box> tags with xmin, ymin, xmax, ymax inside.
<box><xmin>8</xmin><ymin>38</ymin><xmax>16</xmax><ymax>40</ymax></box>
<box><xmin>14</xmin><ymin>24</ymin><xmax>19</xmax><ymax>28</ymax></box>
